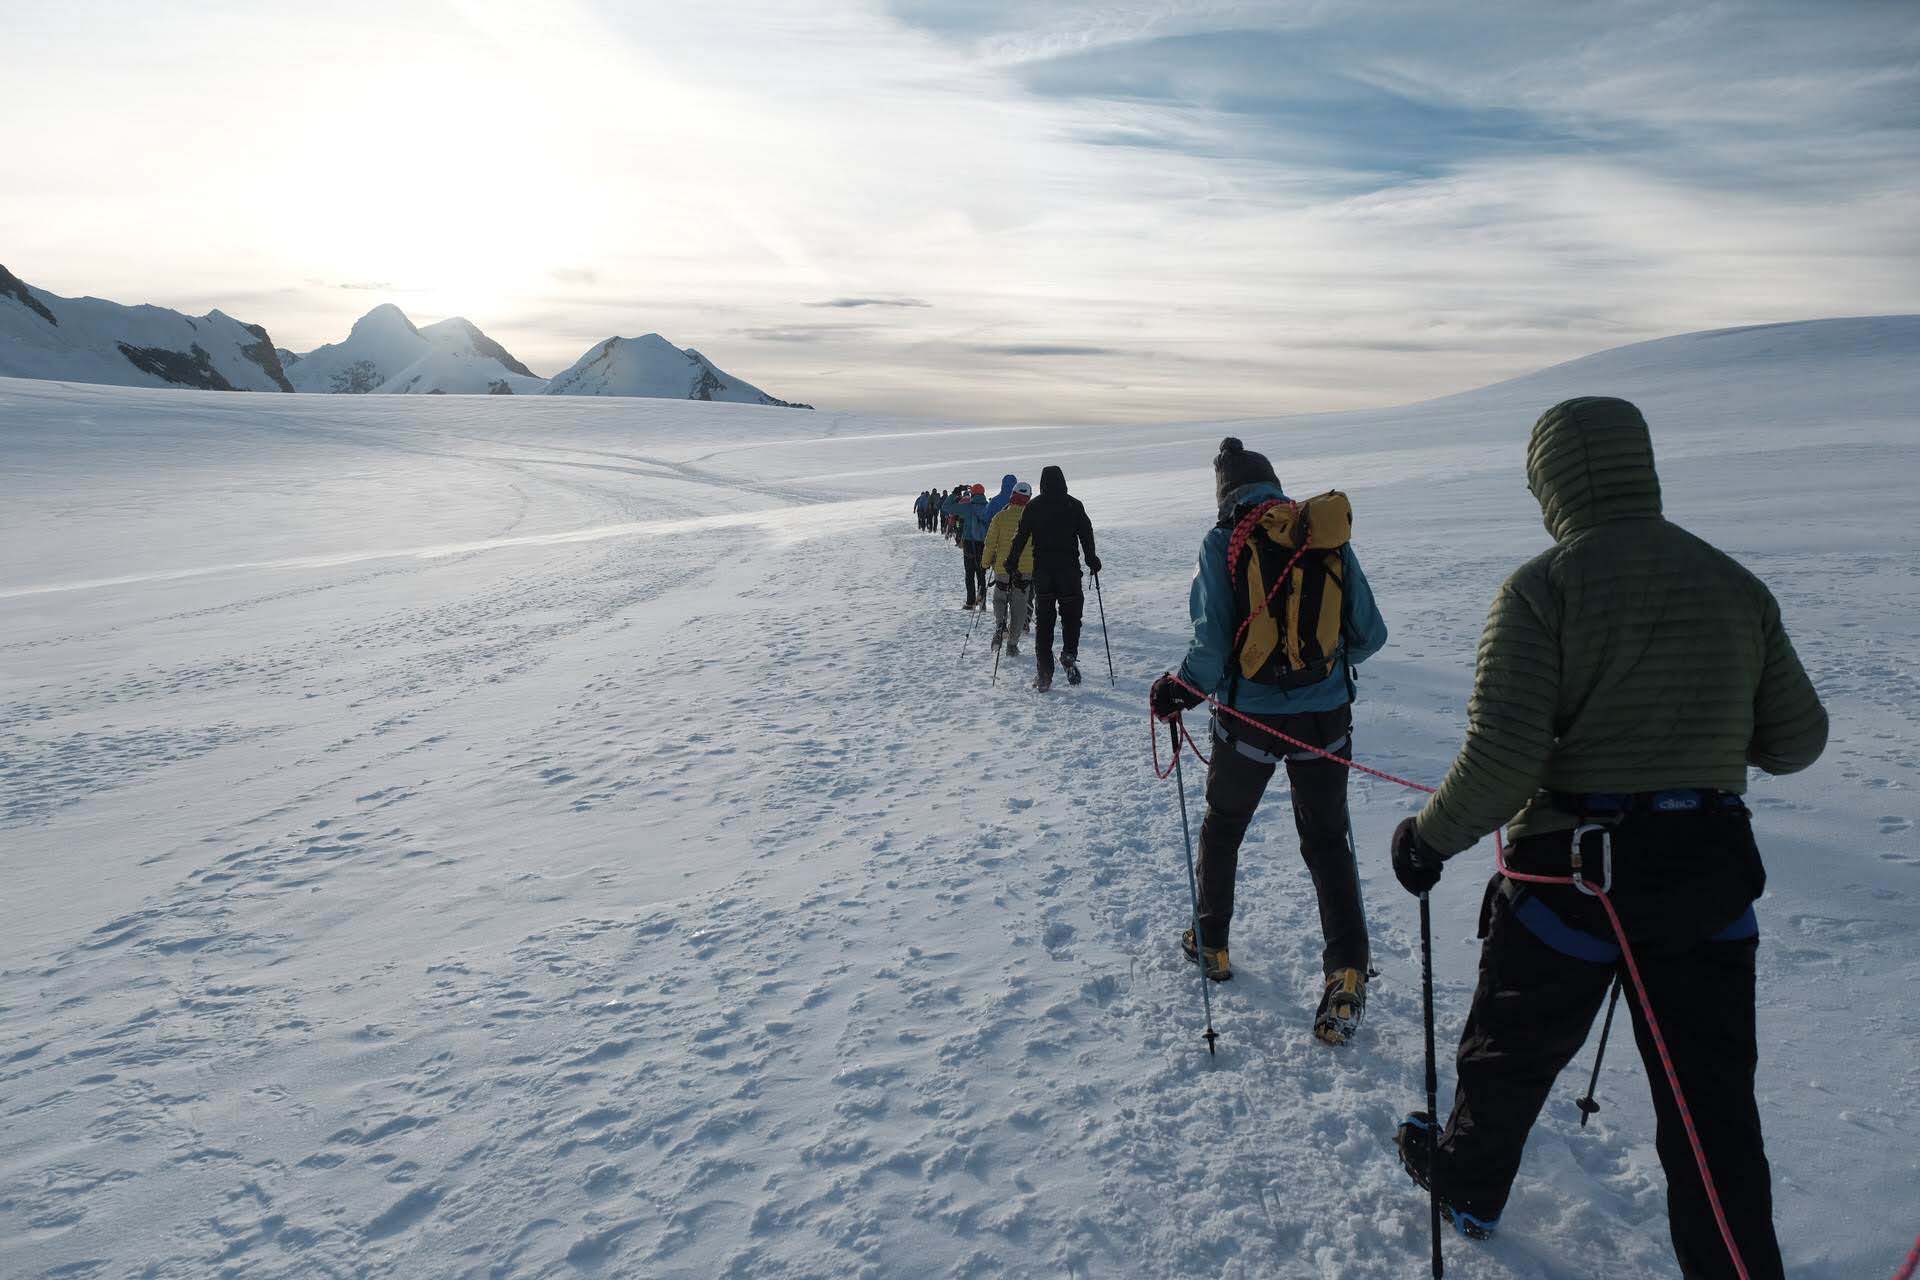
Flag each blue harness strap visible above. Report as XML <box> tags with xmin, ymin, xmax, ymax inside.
<box><xmin>1711</xmin><ymin>907</ymin><xmax>1759</xmax><ymax>942</ymax></box>
<box><xmin>1515</xmin><ymin>895</ymin><xmax>1760</xmax><ymax>962</ymax></box>
<box><xmin>1514</xmin><ymin>894</ymin><xmax>1620</xmax><ymax>964</ymax></box>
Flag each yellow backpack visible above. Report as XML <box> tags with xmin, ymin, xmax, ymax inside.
<box><xmin>1224</xmin><ymin>492</ymin><xmax>1353</xmax><ymax>687</ymax></box>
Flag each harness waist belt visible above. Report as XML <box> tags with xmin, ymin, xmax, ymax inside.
<box><xmin>1552</xmin><ymin>788</ymin><xmax>1745</xmax><ymax>816</ymax></box>
<box><xmin>1212</xmin><ymin>717</ymin><xmax>1347</xmax><ymax>766</ymax></box>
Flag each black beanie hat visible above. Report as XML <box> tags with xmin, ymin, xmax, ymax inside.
<box><xmin>1214</xmin><ymin>437</ymin><xmax>1278</xmax><ymax>507</ymax></box>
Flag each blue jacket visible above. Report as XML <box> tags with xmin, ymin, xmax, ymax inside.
<box><xmin>940</xmin><ymin>494</ymin><xmax>959</xmax><ymax>519</ymax></box>
<box><xmin>985</xmin><ymin>474</ymin><xmax>1018</xmax><ymax>521</ymax></box>
<box><xmin>1175</xmin><ymin>482</ymin><xmax>1388</xmax><ymax>714</ymax></box>
<box><xmin>956</xmin><ymin>496</ymin><xmax>993</xmax><ymax>542</ymax></box>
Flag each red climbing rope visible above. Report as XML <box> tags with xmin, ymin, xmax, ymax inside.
<box><xmin>1153</xmin><ymin>673</ymin><xmax>1785</xmax><ymax>1278</ymax></box>
<box><xmin>1496</xmin><ymin>850</ymin><xmax>1750</xmax><ymax>1279</ymax></box>
<box><xmin>1894</xmin><ymin>1233</ymin><xmax>1920</xmax><ymax>1280</ymax></box>
<box><xmin>1150</xmin><ymin>708</ymin><xmax>1212</xmax><ymax>779</ymax></box>
<box><xmin>1224</xmin><ymin>499</ymin><xmax>1316</xmax><ymax>663</ymax></box>
<box><xmin>1160</xmin><ymin>673</ymin><xmax>1437</xmax><ymax>794</ymax></box>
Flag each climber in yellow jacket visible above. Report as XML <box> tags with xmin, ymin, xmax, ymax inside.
<box><xmin>981</xmin><ymin>480</ymin><xmax>1036</xmax><ymax>657</ymax></box>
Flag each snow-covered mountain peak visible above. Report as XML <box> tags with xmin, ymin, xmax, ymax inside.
<box><xmin>543</xmin><ymin>333</ymin><xmax>810</xmax><ymax>407</ymax></box>
<box><xmin>346</xmin><ymin>303</ymin><xmax>423</xmax><ymax>342</ymax></box>
<box><xmin>417</xmin><ymin>316</ymin><xmax>538</xmax><ymax>379</ymax></box>
<box><xmin>0</xmin><ymin>270</ymin><xmax>798</xmax><ymax>403</ymax></box>
<box><xmin>288</xmin><ymin>304</ymin><xmax>540</xmax><ymax>394</ymax></box>
<box><xmin>0</xmin><ymin>265</ymin><xmax>291</xmax><ymax>391</ymax></box>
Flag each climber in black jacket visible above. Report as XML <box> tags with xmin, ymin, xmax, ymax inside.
<box><xmin>1006</xmin><ymin>465</ymin><xmax>1100</xmax><ymax>690</ymax></box>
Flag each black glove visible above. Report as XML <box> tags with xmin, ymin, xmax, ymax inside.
<box><xmin>1391</xmin><ymin>817</ymin><xmax>1446</xmax><ymax>896</ymax></box>
<box><xmin>1150</xmin><ymin>673</ymin><xmax>1205</xmax><ymax>720</ymax></box>
<box><xmin>1010</xmin><ymin>573</ymin><xmax>1028</xmax><ymax>591</ymax></box>
<box><xmin>1087</xmin><ymin>554</ymin><xmax>1103</xmax><ymax>576</ymax></box>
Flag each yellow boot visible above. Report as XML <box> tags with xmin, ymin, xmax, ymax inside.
<box><xmin>1314</xmin><ymin>968</ymin><xmax>1368</xmax><ymax>1045</ymax></box>
<box><xmin>1180</xmin><ymin>928</ymin><xmax>1231</xmax><ymax>982</ymax></box>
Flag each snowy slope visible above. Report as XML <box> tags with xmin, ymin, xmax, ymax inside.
<box><xmin>0</xmin><ymin>263</ymin><xmax>292</xmax><ymax>392</ymax></box>
<box><xmin>543</xmin><ymin>332</ymin><xmax>809</xmax><ymax>406</ymax></box>
<box><xmin>285</xmin><ymin>305</ymin><xmax>544</xmax><ymax>394</ymax></box>
<box><xmin>376</xmin><ymin>348</ymin><xmax>548</xmax><ymax>396</ymax></box>
<box><xmin>1</xmin><ymin>317</ymin><xmax>1916</xmax><ymax>1280</ymax></box>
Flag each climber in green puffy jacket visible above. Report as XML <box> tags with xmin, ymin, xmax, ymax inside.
<box><xmin>1410</xmin><ymin>396</ymin><xmax>1826</xmax><ymax>853</ymax></box>
<box><xmin>1389</xmin><ymin>396</ymin><xmax>1825</xmax><ymax>1276</ymax></box>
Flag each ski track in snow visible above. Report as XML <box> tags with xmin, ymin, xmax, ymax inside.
<box><xmin>3</xmin><ymin>322</ymin><xmax>1919</xmax><ymax>1280</ymax></box>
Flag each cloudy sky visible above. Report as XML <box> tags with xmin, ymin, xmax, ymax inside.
<box><xmin>5</xmin><ymin>0</ymin><xmax>1916</xmax><ymax>420</ymax></box>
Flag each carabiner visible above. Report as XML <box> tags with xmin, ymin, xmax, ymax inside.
<box><xmin>1570</xmin><ymin>823</ymin><xmax>1614</xmax><ymax>896</ymax></box>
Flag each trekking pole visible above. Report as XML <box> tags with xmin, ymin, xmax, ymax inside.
<box><xmin>1169</xmin><ymin>720</ymin><xmax>1219</xmax><ymax>1056</ymax></box>
<box><xmin>959</xmin><ymin>598</ymin><xmax>982</xmax><ymax>662</ymax></box>
<box><xmin>1420</xmin><ymin>892</ymin><xmax>1444</xmax><ymax>1278</ymax></box>
<box><xmin>991</xmin><ymin>619</ymin><xmax>1004</xmax><ymax>686</ymax></box>
<box><xmin>1576</xmin><ymin>974</ymin><xmax>1625</xmax><ymax>1128</ymax></box>
<box><xmin>1093</xmin><ymin>572</ymin><xmax>1117</xmax><ymax>687</ymax></box>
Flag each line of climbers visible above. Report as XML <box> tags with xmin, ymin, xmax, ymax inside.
<box><xmin>914</xmin><ymin>403</ymin><xmax>1832</xmax><ymax>1278</ymax></box>
<box><xmin>913</xmin><ymin>470</ymin><xmax>1100</xmax><ymax>692</ymax></box>
<box><xmin>1130</xmin><ymin>405</ymin><xmax>1827</xmax><ymax>1280</ymax></box>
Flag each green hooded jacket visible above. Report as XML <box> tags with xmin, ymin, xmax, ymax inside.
<box><xmin>1414</xmin><ymin>397</ymin><xmax>1828</xmax><ymax>855</ymax></box>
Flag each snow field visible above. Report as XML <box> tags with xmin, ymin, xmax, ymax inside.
<box><xmin>2</xmin><ymin>317</ymin><xmax>1918</xmax><ymax>1278</ymax></box>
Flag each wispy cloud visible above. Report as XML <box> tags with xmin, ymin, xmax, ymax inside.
<box><xmin>970</xmin><ymin>343</ymin><xmax>1120</xmax><ymax>357</ymax></box>
<box><xmin>742</xmin><ymin>324</ymin><xmax>881</xmax><ymax>343</ymax></box>
<box><xmin>307</xmin><ymin>278</ymin><xmax>401</xmax><ymax>292</ymax></box>
<box><xmin>809</xmin><ymin>296</ymin><xmax>932</xmax><ymax>309</ymax></box>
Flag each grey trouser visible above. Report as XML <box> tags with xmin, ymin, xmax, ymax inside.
<box><xmin>993</xmin><ymin>576</ymin><xmax>1031</xmax><ymax>640</ymax></box>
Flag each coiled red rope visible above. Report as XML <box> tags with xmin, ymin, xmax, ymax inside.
<box><xmin>1148</xmin><ymin>672</ymin><xmax>1920</xmax><ymax>1280</ymax></box>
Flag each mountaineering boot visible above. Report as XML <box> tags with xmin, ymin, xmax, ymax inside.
<box><xmin>1005</xmin><ymin>638</ymin><xmax>1020</xmax><ymax>657</ymax></box>
<box><xmin>1180</xmin><ymin>928</ymin><xmax>1231</xmax><ymax>982</ymax></box>
<box><xmin>1395</xmin><ymin>1112</ymin><xmax>1499</xmax><ymax>1241</ymax></box>
<box><xmin>991</xmin><ymin>624</ymin><xmax>1006</xmax><ymax>648</ymax></box>
<box><xmin>1313</xmin><ymin>968</ymin><xmax>1367</xmax><ymax>1045</ymax></box>
<box><xmin>1062</xmin><ymin>653</ymin><xmax>1082</xmax><ymax>685</ymax></box>
<box><xmin>1033</xmin><ymin>669</ymin><xmax>1053</xmax><ymax>692</ymax></box>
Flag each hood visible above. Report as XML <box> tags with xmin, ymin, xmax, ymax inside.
<box><xmin>1526</xmin><ymin>397</ymin><xmax>1663</xmax><ymax>541</ymax></box>
<box><xmin>1217</xmin><ymin>479</ymin><xmax>1289</xmax><ymax>525</ymax></box>
<box><xmin>997</xmin><ymin>474</ymin><xmax>1017</xmax><ymax>498</ymax></box>
<box><xmin>1040</xmin><ymin>465</ymin><xmax>1067</xmax><ymax>497</ymax></box>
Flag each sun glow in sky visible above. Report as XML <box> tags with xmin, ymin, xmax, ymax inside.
<box><xmin>5</xmin><ymin>0</ymin><xmax>1917</xmax><ymax>421</ymax></box>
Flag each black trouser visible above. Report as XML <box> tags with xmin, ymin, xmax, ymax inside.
<box><xmin>1438</xmin><ymin>814</ymin><xmax>1781</xmax><ymax>1279</ymax></box>
<box><xmin>1193</xmin><ymin>705</ymin><xmax>1366</xmax><ymax>973</ymax></box>
<box><xmin>961</xmin><ymin>540</ymin><xmax>986</xmax><ymax>605</ymax></box>
<box><xmin>1032</xmin><ymin>588</ymin><xmax>1083</xmax><ymax>675</ymax></box>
